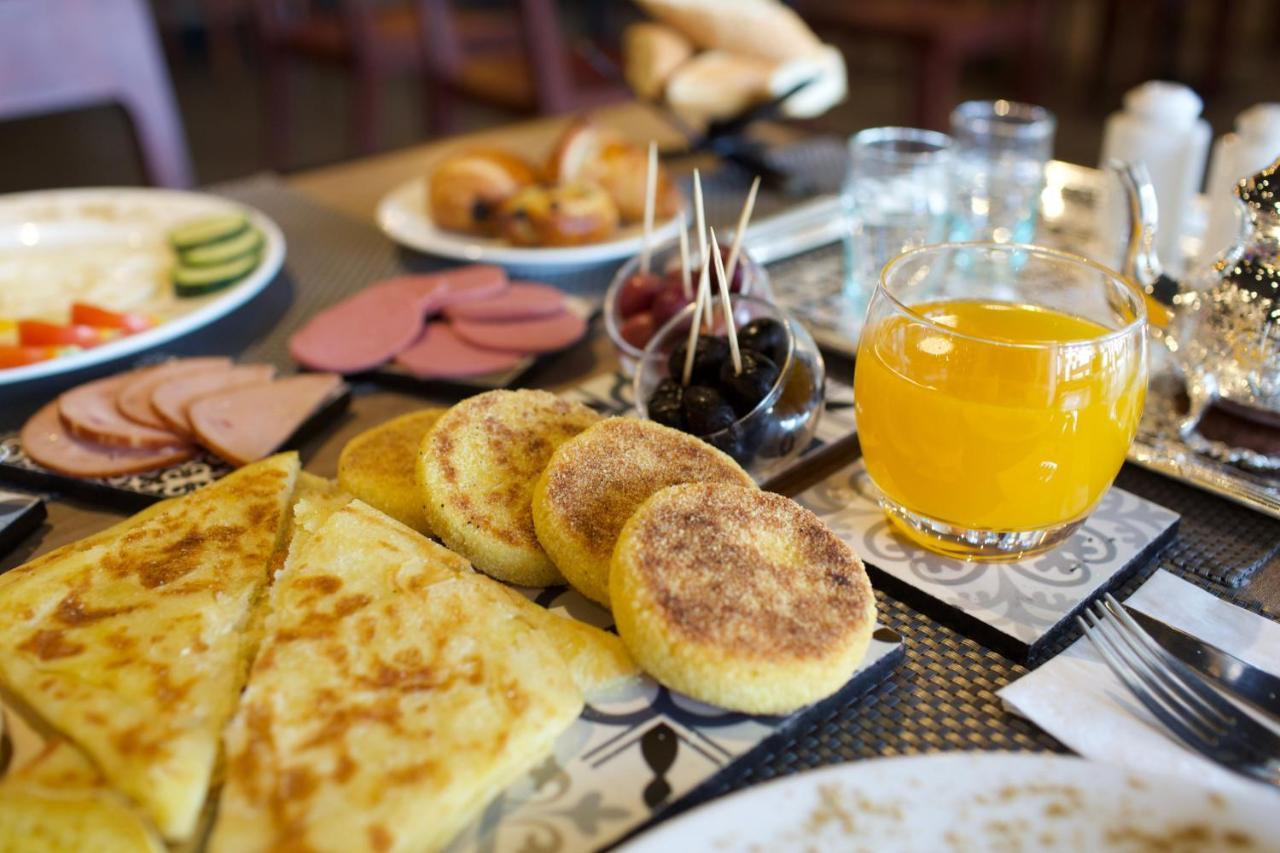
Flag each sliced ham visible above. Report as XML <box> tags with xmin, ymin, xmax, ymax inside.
<box><xmin>151</xmin><ymin>363</ymin><xmax>277</xmax><ymax>436</ymax></box>
<box><xmin>22</xmin><ymin>401</ymin><xmax>193</xmax><ymax>477</ymax></box>
<box><xmin>59</xmin><ymin>374</ymin><xmax>190</xmax><ymax>449</ymax></box>
<box><xmin>451</xmin><ymin>311</ymin><xmax>587</xmax><ymax>354</ymax></box>
<box><xmin>189</xmin><ymin>373</ymin><xmax>343</xmax><ymax>466</ymax></box>
<box><xmin>391</xmin><ymin>264</ymin><xmax>508</xmax><ymax>306</ymax></box>
<box><xmin>115</xmin><ymin>357</ymin><xmax>233</xmax><ymax>428</ymax></box>
<box><xmin>442</xmin><ymin>282</ymin><xmax>567</xmax><ymax>322</ymax></box>
<box><xmin>288</xmin><ymin>280</ymin><xmax>445</xmax><ymax>374</ymax></box>
<box><xmin>394</xmin><ymin>322</ymin><xmax>526</xmax><ymax>379</ymax></box>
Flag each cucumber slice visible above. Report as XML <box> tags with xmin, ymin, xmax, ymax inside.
<box><xmin>179</xmin><ymin>227</ymin><xmax>264</xmax><ymax>267</ymax></box>
<box><xmin>173</xmin><ymin>252</ymin><xmax>260</xmax><ymax>297</ymax></box>
<box><xmin>169</xmin><ymin>213</ymin><xmax>248</xmax><ymax>251</ymax></box>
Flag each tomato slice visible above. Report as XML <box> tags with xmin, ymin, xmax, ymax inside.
<box><xmin>17</xmin><ymin>320</ymin><xmax>118</xmax><ymax>348</ymax></box>
<box><xmin>70</xmin><ymin>303</ymin><xmax>155</xmax><ymax>332</ymax></box>
<box><xmin>0</xmin><ymin>344</ymin><xmax>67</xmax><ymax>368</ymax></box>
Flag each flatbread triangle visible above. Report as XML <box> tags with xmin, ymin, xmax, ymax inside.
<box><xmin>210</xmin><ymin>500</ymin><xmax>584</xmax><ymax>852</ymax></box>
<box><xmin>0</xmin><ymin>452</ymin><xmax>300</xmax><ymax>841</ymax></box>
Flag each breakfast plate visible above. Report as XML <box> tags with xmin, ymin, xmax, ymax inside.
<box><xmin>377</xmin><ymin>177</ymin><xmax>684</xmax><ymax>271</ymax></box>
<box><xmin>618</xmin><ymin>752</ymin><xmax>1277</xmax><ymax>851</ymax></box>
<box><xmin>0</xmin><ymin>187</ymin><xmax>285</xmax><ymax>386</ymax></box>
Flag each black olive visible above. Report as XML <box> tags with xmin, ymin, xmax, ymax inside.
<box><xmin>719</xmin><ymin>350</ymin><xmax>780</xmax><ymax>416</ymax></box>
<box><xmin>668</xmin><ymin>336</ymin><xmax>729</xmax><ymax>386</ymax></box>
<box><xmin>647</xmin><ymin>379</ymin><xmax>685</xmax><ymax>430</ymax></box>
<box><xmin>682</xmin><ymin>385</ymin><xmax>737</xmax><ymax>436</ymax></box>
<box><xmin>737</xmin><ymin>318</ymin><xmax>788</xmax><ymax>365</ymax></box>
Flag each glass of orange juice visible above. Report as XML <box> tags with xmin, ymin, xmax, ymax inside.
<box><xmin>854</xmin><ymin>242</ymin><xmax>1148</xmax><ymax>560</ymax></box>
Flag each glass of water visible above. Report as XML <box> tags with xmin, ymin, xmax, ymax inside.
<box><xmin>842</xmin><ymin>127</ymin><xmax>952</xmax><ymax>305</ymax></box>
<box><xmin>949</xmin><ymin>100</ymin><xmax>1056</xmax><ymax>244</ymax></box>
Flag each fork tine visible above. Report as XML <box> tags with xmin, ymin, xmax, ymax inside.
<box><xmin>1077</xmin><ymin>610</ymin><xmax>1214</xmax><ymax>751</ymax></box>
<box><xmin>1102</xmin><ymin>595</ymin><xmax>1232</xmax><ymax>727</ymax></box>
<box><xmin>1096</xmin><ymin>599</ymin><xmax>1228</xmax><ymax>735</ymax></box>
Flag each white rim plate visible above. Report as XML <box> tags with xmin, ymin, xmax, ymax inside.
<box><xmin>618</xmin><ymin>753</ymin><xmax>1278</xmax><ymax>851</ymax></box>
<box><xmin>376</xmin><ymin>178</ymin><xmax>683</xmax><ymax>271</ymax></box>
<box><xmin>0</xmin><ymin>187</ymin><xmax>285</xmax><ymax>386</ymax></box>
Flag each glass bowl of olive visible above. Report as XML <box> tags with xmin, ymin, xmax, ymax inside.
<box><xmin>633</xmin><ymin>294</ymin><xmax>826</xmax><ymax>480</ymax></box>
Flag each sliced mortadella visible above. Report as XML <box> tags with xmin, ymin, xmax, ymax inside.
<box><xmin>442</xmin><ymin>282</ymin><xmax>567</xmax><ymax>322</ymax></box>
<box><xmin>115</xmin><ymin>357</ymin><xmax>233</xmax><ymax>428</ymax></box>
<box><xmin>385</xmin><ymin>264</ymin><xmax>508</xmax><ymax>307</ymax></box>
<box><xmin>288</xmin><ymin>281</ymin><xmax>439</xmax><ymax>373</ymax></box>
<box><xmin>394</xmin><ymin>322</ymin><xmax>525</xmax><ymax>379</ymax></box>
<box><xmin>451</xmin><ymin>311</ymin><xmax>587</xmax><ymax>354</ymax></box>
<box><xmin>189</xmin><ymin>373</ymin><xmax>343</xmax><ymax>466</ymax></box>
<box><xmin>151</xmin><ymin>363</ymin><xmax>277</xmax><ymax>435</ymax></box>
<box><xmin>60</xmin><ymin>374</ymin><xmax>190</xmax><ymax>449</ymax></box>
<box><xmin>22</xmin><ymin>401</ymin><xmax>193</xmax><ymax>477</ymax></box>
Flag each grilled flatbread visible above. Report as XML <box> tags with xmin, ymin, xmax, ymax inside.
<box><xmin>0</xmin><ymin>738</ymin><xmax>163</xmax><ymax>853</ymax></box>
<box><xmin>0</xmin><ymin>453</ymin><xmax>300</xmax><ymax>841</ymax></box>
<box><xmin>210</xmin><ymin>500</ymin><xmax>583</xmax><ymax>853</ymax></box>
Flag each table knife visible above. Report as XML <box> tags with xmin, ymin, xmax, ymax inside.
<box><xmin>1125</xmin><ymin>606</ymin><xmax>1280</xmax><ymax>719</ymax></box>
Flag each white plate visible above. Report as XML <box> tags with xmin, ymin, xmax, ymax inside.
<box><xmin>619</xmin><ymin>753</ymin><xmax>1278</xmax><ymax>851</ymax></box>
<box><xmin>0</xmin><ymin>188</ymin><xmax>285</xmax><ymax>386</ymax></box>
<box><xmin>377</xmin><ymin>178</ymin><xmax>683</xmax><ymax>272</ymax></box>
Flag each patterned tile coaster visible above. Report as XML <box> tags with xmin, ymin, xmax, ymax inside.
<box><xmin>562</xmin><ymin>371</ymin><xmax>856</xmax><ymax>484</ymax></box>
<box><xmin>796</xmin><ymin>461</ymin><xmax>1181</xmax><ymax>663</ymax></box>
<box><xmin>0</xmin><ymin>383</ymin><xmax>351</xmax><ymax>510</ymax></box>
<box><xmin>452</xmin><ymin>586</ymin><xmax>903</xmax><ymax>853</ymax></box>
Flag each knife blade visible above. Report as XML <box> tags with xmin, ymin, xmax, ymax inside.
<box><xmin>1125</xmin><ymin>607</ymin><xmax>1280</xmax><ymax>719</ymax></box>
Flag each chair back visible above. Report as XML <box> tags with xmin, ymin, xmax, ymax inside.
<box><xmin>0</xmin><ymin>0</ymin><xmax>194</xmax><ymax>187</ymax></box>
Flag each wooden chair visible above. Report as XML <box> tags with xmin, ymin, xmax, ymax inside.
<box><xmin>796</xmin><ymin>0</ymin><xmax>1052</xmax><ymax>131</ymax></box>
<box><xmin>0</xmin><ymin>0</ymin><xmax>195</xmax><ymax>187</ymax></box>
<box><xmin>418</xmin><ymin>0</ymin><xmax>630</xmax><ymax>136</ymax></box>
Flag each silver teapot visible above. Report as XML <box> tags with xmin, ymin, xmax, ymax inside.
<box><xmin>1115</xmin><ymin>155</ymin><xmax>1280</xmax><ymax>436</ymax></box>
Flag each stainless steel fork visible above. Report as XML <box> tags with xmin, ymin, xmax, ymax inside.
<box><xmin>1077</xmin><ymin>593</ymin><xmax>1280</xmax><ymax>788</ymax></box>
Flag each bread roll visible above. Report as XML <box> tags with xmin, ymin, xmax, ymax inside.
<box><xmin>500</xmin><ymin>183</ymin><xmax>620</xmax><ymax>247</ymax></box>
<box><xmin>664</xmin><ymin>50</ymin><xmax>775</xmax><ymax>128</ymax></box>
<box><xmin>771</xmin><ymin>45</ymin><xmax>849</xmax><ymax>119</ymax></box>
<box><xmin>623</xmin><ymin>22</ymin><xmax>695</xmax><ymax>101</ymax></box>
<box><xmin>547</xmin><ymin>121</ymin><xmax>681</xmax><ymax>223</ymax></box>
<box><xmin>637</xmin><ymin>0</ymin><xmax>822</xmax><ymax>63</ymax></box>
<box><xmin>428</xmin><ymin>148</ymin><xmax>537</xmax><ymax>235</ymax></box>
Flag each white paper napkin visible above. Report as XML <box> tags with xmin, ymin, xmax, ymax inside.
<box><xmin>999</xmin><ymin>569</ymin><xmax>1280</xmax><ymax>795</ymax></box>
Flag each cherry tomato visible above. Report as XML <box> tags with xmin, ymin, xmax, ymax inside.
<box><xmin>17</xmin><ymin>320</ymin><xmax>117</xmax><ymax>348</ymax></box>
<box><xmin>0</xmin><ymin>345</ymin><xmax>66</xmax><ymax>368</ymax></box>
<box><xmin>70</xmin><ymin>302</ymin><xmax>155</xmax><ymax>332</ymax></box>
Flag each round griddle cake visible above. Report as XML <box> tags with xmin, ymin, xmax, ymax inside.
<box><xmin>418</xmin><ymin>390</ymin><xmax>600</xmax><ymax>586</ymax></box>
<box><xmin>338</xmin><ymin>408</ymin><xmax>445</xmax><ymax>535</ymax></box>
<box><xmin>611</xmin><ymin>483</ymin><xmax>876</xmax><ymax>714</ymax></box>
<box><xmin>532</xmin><ymin>418</ymin><xmax>753</xmax><ymax>607</ymax></box>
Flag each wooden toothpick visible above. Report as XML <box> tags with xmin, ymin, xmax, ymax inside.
<box><xmin>681</xmin><ymin>249</ymin><xmax>713</xmax><ymax>386</ymax></box>
<box><xmin>710</xmin><ymin>228</ymin><xmax>742</xmax><ymax>376</ymax></box>
<box><xmin>693</xmin><ymin>168</ymin><xmax>708</xmax><ymax>285</ymax></box>
<box><xmin>640</xmin><ymin>140</ymin><xmax>658</xmax><ymax>275</ymax></box>
<box><xmin>677</xmin><ymin>210</ymin><xmax>691</xmax><ymax>300</ymax></box>
<box><xmin>724</xmin><ymin>175</ymin><xmax>761</xmax><ymax>292</ymax></box>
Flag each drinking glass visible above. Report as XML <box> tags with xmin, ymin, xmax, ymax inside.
<box><xmin>854</xmin><ymin>243</ymin><xmax>1148</xmax><ymax>560</ymax></box>
<box><xmin>841</xmin><ymin>127</ymin><xmax>952</xmax><ymax>306</ymax></box>
<box><xmin>949</xmin><ymin>100</ymin><xmax>1056</xmax><ymax>244</ymax></box>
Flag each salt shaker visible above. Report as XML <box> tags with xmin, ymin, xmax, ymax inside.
<box><xmin>1202</xmin><ymin>103</ymin><xmax>1280</xmax><ymax>261</ymax></box>
<box><xmin>1099</xmin><ymin>81</ymin><xmax>1211</xmax><ymax>274</ymax></box>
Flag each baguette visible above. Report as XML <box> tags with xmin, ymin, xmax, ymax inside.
<box><xmin>623</xmin><ymin>21</ymin><xmax>695</xmax><ymax>101</ymax></box>
<box><xmin>637</xmin><ymin>0</ymin><xmax>822</xmax><ymax>63</ymax></box>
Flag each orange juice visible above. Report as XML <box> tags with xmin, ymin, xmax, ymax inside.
<box><xmin>855</xmin><ymin>299</ymin><xmax>1147</xmax><ymax>533</ymax></box>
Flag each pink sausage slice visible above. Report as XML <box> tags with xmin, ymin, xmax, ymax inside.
<box><xmin>451</xmin><ymin>311</ymin><xmax>587</xmax><ymax>354</ymax></box>
<box><xmin>189</xmin><ymin>373</ymin><xmax>343</xmax><ymax>466</ymax></box>
<box><xmin>384</xmin><ymin>265</ymin><xmax>508</xmax><ymax>307</ymax></box>
<box><xmin>115</xmin><ymin>357</ymin><xmax>233</xmax><ymax>428</ymax></box>
<box><xmin>152</xmin><ymin>363</ymin><xmax>277</xmax><ymax>436</ymax></box>
<box><xmin>289</xmin><ymin>281</ymin><xmax>438</xmax><ymax>373</ymax></box>
<box><xmin>442</xmin><ymin>282</ymin><xmax>567</xmax><ymax>322</ymax></box>
<box><xmin>60</xmin><ymin>374</ymin><xmax>190</xmax><ymax>449</ymax></box>
<box><xmin>22</xmin><ymin>401</ymin><xmax>193</xmax><ymax>477</ymax></box>
<box><xmin>394</xmin><ymin>322</ymin><xmax>525</xmax><ymax>379</ymax></box>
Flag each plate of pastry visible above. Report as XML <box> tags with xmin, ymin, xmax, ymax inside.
<box><xmin>377</xmin><ymin>120</ymin><xmax>685</xmax><ymax>271</ymax></box>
